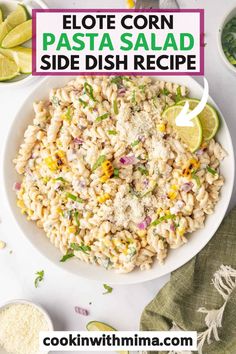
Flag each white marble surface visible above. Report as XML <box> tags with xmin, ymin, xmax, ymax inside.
<box><xmin>0</xmin><ymin>1</ymin><xmax>235</xmax><ymax>353</ymax></box>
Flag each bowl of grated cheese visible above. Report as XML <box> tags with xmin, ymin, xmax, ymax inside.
<box><xmin>0</xmin><ymin>299</ymin><xmax>53</xmax><ymax>354</ymax></box>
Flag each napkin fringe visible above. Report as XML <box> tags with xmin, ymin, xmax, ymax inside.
<box><xmin>197</xmin><ymin>264</ymin><xmax>236</xmax><ymax>354</ymax></box>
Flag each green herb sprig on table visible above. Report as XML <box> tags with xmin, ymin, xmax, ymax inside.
<box><xmin>34</xmin><ymin>270</ymin><xmax>44</xmax><ymax>288</ymax></box>
<box><xmin>103</xmin><ymin>284</ymin><xmax>113</xmax><ymax>295</ymax></box>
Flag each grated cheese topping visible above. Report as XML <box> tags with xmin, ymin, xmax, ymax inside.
<box><xmin>0</xmin><ymin>303</ymin><xmax>49</xmax><ymax>354</ymax></box>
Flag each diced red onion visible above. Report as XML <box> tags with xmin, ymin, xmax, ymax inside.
<box><xmin>74</xmin><ymin>138</ymin><xmax>83</xmax><ymax>145</ymax></box>
<box><xmin>143</xmin><ymin>179</ymin><xmax>149</xmax><ymax>187</ymax></box>
<box><xmin>196</xmin><ymin>149</ymin><xmax>204</xmax><ymax>156</ymax></box>
<box><xmin>13</xmin><ymin>182</ymin><xmax>21</xmax><ymax>191</ymax></box>
<box><xmin>181</xmin><ymin>182</ymin><xmax>193</xmax><ymax>192</ymax></box>
<box><xmin>74</xmin><ymin>306</ymin><xmax>89</xmax><ymax>316</ymax></box>
<box><xmin>137</xmin><ymin>216</ymin><xmax>151</xmax><ymax>230</ymax></box>
<box><xmin>120</xmin><ymin>155</ymin><xmax>135</xmax><ymax>165</ymax></box>
<box><xmin>80</xmin><ymin>180</ymin><xmax>86</xmax><ymax>188</ymax></box>
<box><xmin>138</xmin><ymin>135</ymin><xmax>145</xmax><ymax>142</ymax></box>
<box><xmin>118</xmin><ymin>87</ymin><xmax>126</xmax><ymax>96</ymax></box>
<box><xmin>170</xmin><ymin>223</ymin><xmax>175</xmax><ymax>232</ymax></box>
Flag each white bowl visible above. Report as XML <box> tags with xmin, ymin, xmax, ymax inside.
<box><xmin>218</xmin><ymin>7</ymin><xmax>236</xmax><ymax>75</ymax></box>
<box><xmin>2</xmin><ymin>76</ymin><xmax>235</xmax><ymax>284</ymax></box>
<box><xmin>0</xmin><ymin>0</ymin><xmax>48</xmax><ymax>87</ymax></box>
<box><xmin>0</xmin><ymin>299</ymin><xmax>53</xmax><ymax>354</ymax></box>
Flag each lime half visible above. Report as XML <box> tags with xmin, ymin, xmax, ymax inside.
<box><xmin>87</xmin><ymin>321</ymin><xmax>129</xmax><ymax>354</ymax></box>
<box><xmin>0</xmin><ymin>47</ymin><xmax>32</xmax><ymax>74</ymax></box>
<box><xmin>0</xmin><ymin>4</ymin><xmax>28</xmax><ymax>44</ymax></box>
<box><xmin>0</xmin><ymin>53</ymin><xmax>19</xmax><ymax>81</ymax></box>
<box><xmin>2</xmin><ymin>19</ymin><xmax>32</xmax><ymax>48</ymax></box>
<box><xmin>178</xmin><ymin>98</ymin><xmax>220</xmax><ymax>141</ymax></box>
<box><xmin>162</xmin><ymin>105</ymin><xmax>203</xmax><ymax>152</ymax></box>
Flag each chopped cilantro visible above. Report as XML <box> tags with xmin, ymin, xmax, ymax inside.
<box><xmin>66</xmin><ymin>193</ymin><xmax>83</xmax><ymax>203</ymax></box>
<box><xmin>151</xmin><ymin>214</ymin><xmax>175</xmax><ymax>226</ymax></box>
<box><xmin>95</xmin><ymin>113</ymin><xmax>109</xmax><ymax>122</ymax></box>
<box><xmin>113</xmin><ymin>99</ymin><xmax>119</xmax><ymax>115</ymax></box>
<box><xmin>71</xmin><ymin>243</ymin><xmax>91</xmax><ymax>254</ymax></box>
<box><xmin>108</xmin><ymin>130</ymin><xmax>117</xmax><ymax>135</ymax></box>
<box><xmin>34</xmin><ymin>270</ymin><xmax>44</xmax><ymax>288</ymax></box>
<box><xmin>103</xmin><ymin>284</ymin><xmax>113</xmax><ymax>295</ymax></box>
<box><xmin>138</xmin><ymin>166</ymin><xmax>148</xmax><ymax>175</ymax></box>
<box><xmin>161</xmin><ymin>88</ymin><xmax>170</xmax><ymax>96</ymax></box>
<box><xmin>113</xmin><ymin>168</ymin><xmax>119</xmax><ymax>177</ymax></box>
<box><xmin>206</xmin><ymin>166</ymin><xmax>217</xmax><ymax>175</ymax></box>
<box><xmin>131</xmin><ymin>140</ymin><xmax>140</xmax><ymax>147</ymax></box>
<box><xmin>60</xmin><ymin>253</ymin><xmax>74</xmax><ymax>262</ymax></box>
<box><xmin>84</xmin><ymin>82</ymin><xmax>96</xmax><ymax>101</ymax></box>
<box><xmin>55</xmin><ymin>177</ymin><xmax>67</xmax><ymax>183</ymax></box>
<box><xmin>191</xmin><ymin>170</ymin><xmax>201</xmax><ymax>187</ymax></box>
<box><xmin>92</xmin><ymin>155</ymin><xmax>106</xmax><ymax>171</ymax></box>
<box><xmin>79</xmin><ymin>98</ymin><xmax>88</xmax><ymax>108</ymax></box>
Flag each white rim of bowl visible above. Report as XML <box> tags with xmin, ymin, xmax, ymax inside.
<box><xmin>0</xmin><ymin>0</ymin><xmax>48</xmax><ymax>87</ymax></box>
<box><xmin>0</xmin><ymin>298</ymin><xmax>54</xmax><ymax>330</ymax></box>
<box><xmin>217</xmin><ymin>6</ymin><xmax>236</xmax><ymax>74</ymax></box>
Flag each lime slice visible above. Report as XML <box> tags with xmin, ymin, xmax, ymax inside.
<box><xmin>87</xmin><ymin>321</ymin><xmax>129</xmax><ymax>354</ymax></box>
<box><xmin>162</xmin><ymin>105</ymin><xmax>203</xmax><ymax>152</ymax></box>
<box><xmin>178</xmin><ymin>98</ymin><xmax>220</xmax><ymax>141</ymax></box>
<box><xmin>0</xmin><ymin>8</ymin><xmax>3</xmax><ymax>24</ymax></box>
<box><xmin>2</xmin><ymin>19</ymin><xmax>32</xmax><ymax>48</ymax></box>
<box><xmin>0</xmin><ymin>4</ymin><xmax>28</xmax><ymax>44</ymax></box>
<box><xmin>0</xmin><ymin>47</ymin><xmax>32</xmax><ymax>74</ymax></box>
<box><xmin>0</xmin><ymin>53</ymin><xmax>19</xmax><ymax>81</ymax></box>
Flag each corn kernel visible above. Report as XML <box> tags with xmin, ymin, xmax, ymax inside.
<box><xmin>170</xmin><ymin>184</ymin><xmax>178</xmax><ymax>191</ymax></box>
<box><xmin>100</xmin><ymin>175</ymin><xmax>109</xmax><ymax>183</ymax></box>
<box><xmin>56</xmin><ymin>207</ymin><xmax>62</xmax><ymax>215</ymax></box>
<box><xmin>137</xmin><ymin>230</ymin><xmax>146</xmax><ymax>237</ymax></box>
<box><xmin>122</xmin><ymin>248</ymin><xmax>129</xmax><ymax>255</ymax></box>
<box><xmin>17</xmin><ymin>200</ymin><xmax>25</xmax><ymax>208</ymax></box>
<box><xmin>168</xmin><ymin>190</ymin><xmax>178</xmax><ymax>200</ymax></box>
<box><xmin>68</xmin><ymin>226</ymin><xmax>77</xmax><ymax>234</ymax></box>
<box><xmin>56</xmin><ymin>150</ymin><xmax>65</xmax><ymax>159</ymax></box>
<box><xmin>44</xmin><ymin>157</ymin><xmax>58</xmax><ymax>171</ymax></box>
<box><xmin>156</xmin><ymin>123</ymin><xmax>166</xmax><ymax>132</ymax></box>
<box><xmin>126</xmin><ymin>0</ymin><xmax>135</xmax><ymax>8</ymax></box>
<box><xmin>97</xmin><ymin>193</ymin><xmax>111</xmax><ymax>203</ymax></box>
<box><xmin>177</xmin><ymin>227</ymin><xmax>186</xmax><ymax>237</ymax></box>
<box><xmin>56</xmin><ymin>139</ymin><xmax>62</xmax><ymax>147</ymax></box>
<box><xmin>101</xmin><ymin>160</ymin><xmax>114</xmax><ymax>177</ymax></box>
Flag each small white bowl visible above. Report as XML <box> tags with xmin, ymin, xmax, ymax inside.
<box><xmin>218</xmin><ymin>7</ymin><xmax>236</xmax><ymax>75</ymax></box>
<box><xmin>0</xmin><ymin>0</ymin><xmax>48</xmax><ymax>88</ymax></box>
<box><xmin>0</xmin><ymin>299</ymin><xmax>53</xmax><ymax>354</ymax></box>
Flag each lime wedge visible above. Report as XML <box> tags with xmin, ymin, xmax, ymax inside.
<box><xmin>87</xmin><ymin>321</ymin><xmax>129</xmax><ymax>354</ymax></box>
<box><xmin>0</xmin><ymin>47</ymin><xmax>32</xmax><ymax>74</ymax></box>
<box><xmin>0</xmin><ymin>4</ymin><xmax>28</xmax><ymax>44</ymax></box>
<box><xmin>2</xmin><ymin>19</ymin><xmax>32</xmax><ymax>48</ymax></box>
<box><xmin>178</xmin><ymin>98</ymin><xmax>220</xmax><ymax>141</ymax></box>
<box><xmin>87</xmin><ymin>320</ymin><xmax>117</xmax><ymax>331</ymax></box>
<box><xmin>0</xmin><ymin>8</ymin><xmax>3</xmax><ymax>24</ymax></box>
<box><xmin>162</xmin><ymin>105</ymin><xmax>203</xmax><ymax>152</ymax></box>
<box><xmin>0</xmin><ymin>53</ymin><xmax>19</xmax><ymax>81</ymax></box>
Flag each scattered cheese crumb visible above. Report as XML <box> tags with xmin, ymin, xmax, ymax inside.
<box><xmin>0</xmin><ymin>240</ymin><xmax>6</xmax><ymax>249</ymax></box>
<box><xmin>0</xmin><ymin>303</ymin><xmax>49</xmax><ymax>354</ymax></box>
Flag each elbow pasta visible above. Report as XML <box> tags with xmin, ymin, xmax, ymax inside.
<box><xmin>14</xmin><ymin>76</ymin><xmax>226</xmax><ymax>273</ymax></box>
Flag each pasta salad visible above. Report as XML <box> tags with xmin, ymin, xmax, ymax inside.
<box><xmin>14</xmin><ymin>76</ymin><xmax>226</xmax><ymax>273</ymax></box>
